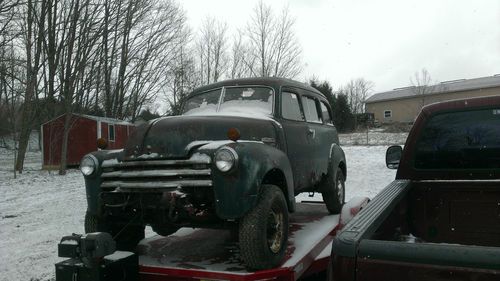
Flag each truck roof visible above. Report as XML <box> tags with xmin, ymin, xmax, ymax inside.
<box><xmin>421</xmin><ymin>94</ymin><xmax>500</xmax><ymax>116</ymax></box>
<box><xmin>190</xmin><ymin>77</ymin><xmax>325</xmax><ymax>98</ymax></box>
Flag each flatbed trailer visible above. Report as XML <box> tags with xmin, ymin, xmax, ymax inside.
<box><xmin>137</xmin><ymin>199</ymin><xmax>368</xmax><ymax>281</ymax></box>
<box><xmin>55</xmin><ymin>198</ymin><xmax>368</xmax><ymax>281</ymax></box>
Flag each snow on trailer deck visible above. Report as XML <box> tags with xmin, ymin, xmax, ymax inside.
<box><xmin>137</xmin><ymin>203</ymin><xmax>341</xmax><ymax>281</ymax></box>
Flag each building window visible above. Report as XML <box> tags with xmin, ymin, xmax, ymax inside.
<box><xmin>109</xmin><ymin>124</ymin><xmax>115</xmax><ymax>142</ymax></box>
<box><xmin>384</xmin><ymin>110</ymin><xmax>392</xmax><ymax>118</ymax></box>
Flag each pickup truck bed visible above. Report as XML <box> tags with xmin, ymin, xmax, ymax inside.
<box><xmin>330</xmin><ymin>96</ymin><xmax>500</xmax><ymax>281</ymax></box>
<box><xmin>332</xmin><ymin>180</ymin><xmax>500</xmax><ymax>281</ymax></box>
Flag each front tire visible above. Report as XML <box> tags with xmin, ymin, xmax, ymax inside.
<box><xmin>322</xmin><ymin>168</ymin><xmax>345</xmax><ymax>214</ymax></box>
<box><xmin>239</xmin><ymin>185</ymin><xmax>289</xmax><ymax>270</ymax></box>
<box><xmin>84</xmin><ymin>211</ymin><xmax>100</xmax><ymax>233</ymax></box>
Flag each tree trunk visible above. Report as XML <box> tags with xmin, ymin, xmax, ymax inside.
<box><xmin>15</xmin><ymin>126</ymin><xmax>31</xmax><ymax>173</ymax></box>
<box><xmin>58</xmin><ymin>113</ymin><xmax>72</xmax><ymax>175</ymax></box>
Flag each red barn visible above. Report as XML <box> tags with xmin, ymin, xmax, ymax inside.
<box><xmin>41</xmin><ymin>114</ymin><xmax>135</xmax><ymax>169</ymax></box>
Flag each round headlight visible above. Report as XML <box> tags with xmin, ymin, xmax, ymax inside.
<box><xmin>80</xmin><ymin>155</ymin><xmax>98</xmax><ymax>176</ymax></box>
<box><xmin>214</xmin><ymin>147</ymin><xmax>238</xmax><ymax>172</ymax></box>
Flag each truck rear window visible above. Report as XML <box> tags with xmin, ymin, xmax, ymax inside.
<box><xmin>414</xmin><ymin>108</ymin><xmax>500</xmax><ymax>169</ymax></box>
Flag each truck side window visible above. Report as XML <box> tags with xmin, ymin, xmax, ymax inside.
<box><xmin>302</xmin><ymin>96</ymin><xmax>321</xmax><ymax>123</ymax></box>
<box><xmin>320</xmin><ymin>101</ymin><xmax>333</xmax><ymax>125</ymax></box>
<box><xmin>282</xmin><ymin>92</ymin><xmax>305</xmax><ymax>121</ymax></box>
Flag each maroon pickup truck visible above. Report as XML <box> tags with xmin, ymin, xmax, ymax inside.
<box><xmin>329</xmin><ymin>95</ymin><xmax>500</xmax><ymax>281</ymax></box>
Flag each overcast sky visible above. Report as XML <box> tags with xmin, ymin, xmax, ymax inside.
<box><xmin>181</xmin><ymin>0</ymin><xmax>500</xmax><ymax>94</ymax></box>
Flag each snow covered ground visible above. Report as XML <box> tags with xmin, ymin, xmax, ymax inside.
<box><xmin>339</xmin><ymin>130</ymin><xmax>408</xmax><ymax>146</ymax></box>
<box><xmin>0</xmin><ymin>143</ymin><xmax>398</xmax><ymax>281</ymax></box>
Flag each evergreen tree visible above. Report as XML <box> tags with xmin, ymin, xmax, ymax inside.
<box><xmin>334</xmin><ymin>94</ymin><xmax>354</xmax><ymax>132</ymax></box>
<box><xmin>310</xmin><ymin>79</ymin><xmax>336</xmax><ymax>110</ymax></box>
<box><xmin>310</xmin><ymin>78</ymin><xmax>355</xmax><ymax>132</ymax></box>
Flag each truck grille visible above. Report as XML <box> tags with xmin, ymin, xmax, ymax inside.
<box><xmin>100</xmin><ymin>153</ymin><xmax>212</xmax><ymax>191</ymax></box>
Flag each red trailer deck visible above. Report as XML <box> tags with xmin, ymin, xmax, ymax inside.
<box><xmin>137</xmin><ymin>198</ymin><xmax>368</xmax><ymax>281</ymax></box>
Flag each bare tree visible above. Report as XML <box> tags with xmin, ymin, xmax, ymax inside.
<box><xmin>96</xmin><ymin>0</ymin><xmax>187</xmax><ymax>120</ymax></box>
<box><xmin>410</xmin><ymin>68</ymin><xmax>436</xmax><ymax>109</ymax></box>
<box><xmin>58</xmin><ymin>0</ymin><xmax>105</xmax><ymax>175</ymax></box>
<box><xmin>196</xmin><ymin>16</ymin><xmax>228</xmax><ymax>84</ymax></box>
<box><xmin>166</xmin><ymin>40</ymin><xmax>198</xmax><ymax>115</ymax></box>
<box><xmin>15</xmin><ymin>0</ymin><xmax>47</xmax><ymax>173</ymax></box>
<box><xmin>245</xmin><ymin>1</ymin><xmax>302</xmax><ymax>78</ymax></box>
<box><xmin>340</xmin><ymin>78</ymin><xmax>374</xmax><ymax>115</ymax></box>
<box><xmin>229</xmin><ymin>30</ymin><xmax>251</xmax><ymax>79</ymax></box>
<box><xmin>123</xmin><ymin>0</ymin><xmax>188</xmax><ymax>121</ymax></box>
<box><xmin>0</xmin><ymin>41</ymin><xmax>24</xmax><ymax>178</ymax></box>
<box><xmin>0</xmin><ymin>0</ymin><xmax>190</xmax><ymax>175</ymax></box>
<box><xmin>0</xmin><ymin>0</ymin><xmax>20</xmax><ymax>50</ymax></box>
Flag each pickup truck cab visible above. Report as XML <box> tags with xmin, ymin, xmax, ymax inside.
<box><xmin>330</xmin><ymin>95</ymin><xmax>500</xmax><ymax>281</ymax></box>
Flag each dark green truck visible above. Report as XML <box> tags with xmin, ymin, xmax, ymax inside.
<box><xmin>330</xmin><ymin>95</ymin><xmax>500</xmax><ymax>281</ymax></box>
<box><xmin>80</xmin><ymin>77</ymin><xmax>346</xmax><ymax>270</ymax></box>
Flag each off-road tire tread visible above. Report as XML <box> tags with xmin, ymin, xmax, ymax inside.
<box><xmin>84</xmin><ymin>212</ymin><xmax>99</xmax><ymax>233</ymax></box>
<box><xmin>239</xmin><ymin>185</ymin><xmax>289</xmax><ymax>270</ymax></box>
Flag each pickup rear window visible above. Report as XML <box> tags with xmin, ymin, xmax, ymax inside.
<box><xmin>414</xmin><ymin>108</ymin><xmax>500</xmax><ymax>169</ymax></box>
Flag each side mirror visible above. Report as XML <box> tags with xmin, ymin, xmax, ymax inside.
<box><xmin>386</xmin><ymin>145</ymin><xmax>402</xmax><ymax>169</ymax></box>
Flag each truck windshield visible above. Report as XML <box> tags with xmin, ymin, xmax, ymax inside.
<box><xmin>414</xmin><ymin>108</ymin><xmax>500</xmax><ymax>169</ymax></box>
<box><xmin>182</xmin><ymin>87</ymin><xmax>273</xmax><ymax>116</ymax></box>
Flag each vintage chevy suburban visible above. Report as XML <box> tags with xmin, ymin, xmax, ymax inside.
<box><xmin>80</xmin><ymin>77</ymin><xmax>346</xmax><ymax>269</ymax></box>
<box><xmin>330</xmin><ymin>95</ymin><xmax>500</xmax><ymax>281</ymax></box>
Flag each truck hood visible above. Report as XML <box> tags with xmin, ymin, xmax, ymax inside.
<box><xmin>123</xmin><ymin>115</ymin><xmax>278</xmax><ymax>160</ymax></box>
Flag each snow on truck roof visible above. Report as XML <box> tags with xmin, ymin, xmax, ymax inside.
<box><xmin>365</xmin><ymin>74</ymin><xmax>500</xmax><ymax>104</ymax></box>
<box><xmin>190</xmin><ymin>77</ymin><xmax>326</xmax><ymax>98</ymax></box>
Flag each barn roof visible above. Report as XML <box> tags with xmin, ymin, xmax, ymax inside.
<box><xmin>365</xmin><ymin>74</ymin><xmax>500</xmax><ymax>104</ymax></box>
<box><xmin>42</xmin><ymin>113</ymin><xmax>134</xmax><ymax>126</ymax></box>
<box><xmin>79</xmin><ymin>114</ymin><xmax>134</xmax><ymax>126</ymax></box>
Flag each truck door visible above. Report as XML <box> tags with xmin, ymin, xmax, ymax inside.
<box><xmin>301</xmin><ymin>95</ymin><xmax>333</xmax><ymax>187</ymax></box>
<box><xmin>279</xmin><ymin>89</ymin><xmax>311</xmax><ymax>192</ymax></box>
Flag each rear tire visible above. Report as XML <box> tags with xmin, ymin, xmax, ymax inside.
<box><xmin>322</xmin><ymin>168</ymin><xmax>345</xmax><ymax>214</ymax></box>
<box><xmin>239</xmin><ymin>185</ymin><xmax>289</xmax><ymax>270</ymax></box>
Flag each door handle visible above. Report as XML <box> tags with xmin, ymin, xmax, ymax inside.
<box><xmin>307</xmin><ymin>129</ymin><xmax>315</xmax><ymax>138</ymax></box>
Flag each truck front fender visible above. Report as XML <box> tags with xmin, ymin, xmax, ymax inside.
<box><xmin>207</xmin><ymin>142</ymin><xmax>295</xmax><ymax>219</ymax></box>
<box><xmin>83</xmin><ymin>150</ymin><xmax>123</xmax><ymax>216</ymax></box>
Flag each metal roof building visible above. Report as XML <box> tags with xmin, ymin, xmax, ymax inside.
<box><xmin>365</xmin><ymin>75</ymin><xmax>500</xmax><ymax>123</ymax></box>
